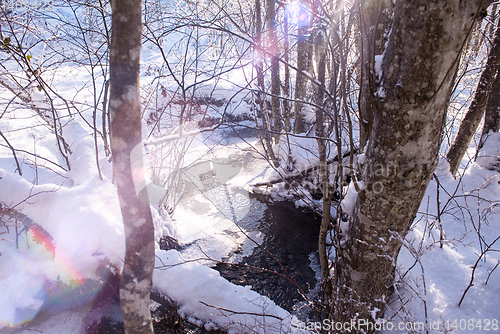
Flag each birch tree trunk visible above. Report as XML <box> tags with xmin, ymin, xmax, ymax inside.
<box><xmin>109</xmin><ymin>0</ymin><xmax>155</xmax><ymax>333</ymax></box>
<box><xmin>338</xmin><ymin>0</ymin><xmax>491</xmax><ymax>327</ymax></box>
<box><xmin>447</xmin><ymin>22</ymin><xmax>500</xmax><ymax>176</ymax></box>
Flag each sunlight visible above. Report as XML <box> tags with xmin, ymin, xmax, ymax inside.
<box><xmin>285</xmin><ymin>1</ymin><xmax>310</xmax><ymax>28</ymax></box>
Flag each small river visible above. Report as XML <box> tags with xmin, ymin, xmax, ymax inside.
<box><xmin>214</xmin><ymin>193</ymin><xmax>322</xmax><ymax>313</ymax></box>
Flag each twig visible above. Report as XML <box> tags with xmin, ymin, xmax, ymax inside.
<box><xmin>458</xmin><ymin>235</ymin><xmax>500</xmax><ymax>307</ymax></box>
<box><xmin>0</xmin><ymin>143</ymin><xmax>68</xmax><ymax>172</ymax></box>
<box><xmin>485</xmin><ymin>260</ymin><xmax>500</xmax><ymax>285</ymax></box>
<box><xmin>0</xmin><ymin>130</ymin><xmax>22</xmax><ymax>176</ymax></box>
<box><xmin>198</xmin><ymin>300</ymin><xmax>283</xmax><ymax>321</ymax></box>
<box><xmin>433</xmin><ymin>173</ymin><xmax>444</xmax><ymax>248</ymax></box>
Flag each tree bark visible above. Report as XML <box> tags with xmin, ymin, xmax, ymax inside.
<box><xmin>266</xmin><ymin>0</ymin><xmax>281</xmax><ymax>143</ymax></box>
<box><xmin>109</xmin><ymin>0</ymin><xmax>155</xmax><ymax>333</ymax></box>
<box><xmin>447</xmin><ymin>22</ymin><xmax>500</xmax><ymax>176</ymax></box>
<box><xmin>283</xmin><ymin>14</ymin><xmax>292</xmax><ymax>133</ymax></box>
<box><xmin>314</xmin><ymin>27</ymin><xmax>333</xmax><ymax>298</ymax></box>
<box><xmin>479</xmin><ymin>70</ymin><xmax>500</xmax><ymax>151</ymax></box>
<box><xmin>356</xmin><ymin>0</ymin><xmax>393</xmax><ymax>151</ymax></box>
<box><xmin>479</xmin><ymin>16</ymin><xmax>500</xmax><ymax>152</ymax></box>
<box><xmin>339</xmin><ymin>0</ymin><xmax>491</xmax><ymax>327</ymax></box>
<box><xmin>255</xmin><ymin>0</ymin><xmax>279</xmax><ymax>167</ymax></box>
<box><xmin>293</xmin><ymin>24</ymin><xmax>311</xmax><ymax>134</ymax></box>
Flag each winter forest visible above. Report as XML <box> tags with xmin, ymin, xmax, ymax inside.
<box><xmin>0</xmin><ymin>0</ymin><xmax>500</xmax><ymax>333</ymax></box>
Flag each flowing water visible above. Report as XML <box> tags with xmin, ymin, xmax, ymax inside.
<box><xmin>214</xmin><ymin>194</ymin><xmax>322</xmax><ymax>313</ymax></box>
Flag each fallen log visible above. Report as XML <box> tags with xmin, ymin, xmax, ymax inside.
<box><xmin>251</xmin><ymin>150</ymin><xmax>355</xmax><ymax>188</ymax></box>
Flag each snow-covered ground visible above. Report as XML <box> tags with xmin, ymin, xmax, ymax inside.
<box><xmin>1</xmin><ymin>3</ymin><xmax>499</xmax><ymax>334</ymax></box>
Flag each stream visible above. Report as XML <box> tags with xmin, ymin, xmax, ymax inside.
<box><xmin>173</xmin><ymin>125</ymin><xmax>324</xmax><ymax>325</ymax></box>
<box><xmin>214</xmin><ymin>193</ymin><xmax>322</xmax><ymax>314</ymax></box>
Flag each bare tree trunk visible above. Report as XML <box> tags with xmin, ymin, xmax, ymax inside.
<box><xmin>293</xmin><ymin>24</ymin><xmax>311</xmax><ymax>134</ymax></box>
<box><xmin>479</xmin><ymin>70</ymin><xmax>500</xmax><ymax>151</ymax></box>
<box><xmin>447</xmin><ymin>22</ymin><xmax>500</xmax><ymax>176</ymax></box>
<box><xmin>488</xmin><ymin>4</ymin><xmax>499</xmax><ymax>40</ymax></box>
<box><xmin>266</xmin><ymin>0</ymin><xmax>281</xmax><ymax>143</ymax></box>
<box><xmin>109</xmin><ymin>0</ymin><xmax>155</xmax><ymax>333</ymax></box>
<box><xmin>255</xmin><ymin>0</ymin><xmax>279</xmax><ymax>167</ymax></box>
<box><xmin>314</xmin><ymin>27</ymin><xmax>332</xmax><ymax>298</ymax></box>
<box><xmin>478</xmin><ymin>7</ymin><xmax>500</xmax><ymax>152</ymax></box>
<box><xmin>356</xmin><ymin>0</ymin><xmax>393</xmax><ymax>151</ymax></box>
<box><xmin>339</xmin><ymin>0</ymin><xmax>490</xmax><ymax>327</ymax></box>
<box><xmin>283</xmin><ymin>14</ymin><xmax>292</xmax><ymax>133</ymax></box>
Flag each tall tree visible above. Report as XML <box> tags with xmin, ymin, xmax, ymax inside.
<box><xmin>479</xmin><ymin>69</ymin><xmax>500</xmax><ymax>151</ymax></box>
<box><xmin>479</xmin><ymin>14</ymin><xmax>500</xmax><ymax>152</ymax></box>
<box><xmin>293</xmin><ymin>9</ymin><xmax>312</xmax><ymax>134</ymax></box>
<box><xmin>255</xmin><ymin>0</ymin><xmax>279</xmax><ymax>167</ymax></box>
<box><xmin>314</xmin><ymin>25</ymin><xmax>332</xmax><ymax>297</ymax></box>
<box><xmin>109</xmin><ymin>0</ymin><xmax>155</xmax><ymax>333</ymax></box>
<box><xmin>447</xmin><ymin>22</ymin><xmax>500</xmax><ymax>176</ymax></box>
<box><xmin>282</xmin><ymin>13</ymin><xmax>292</xmax><ymax>132</ymax></box>
<box><xmin>338</xmin><ymin>0</ymin><xmax>491</xmax><ymax>327</ymax></box>
<box><xmin>266</xmin><ymin>0</ymin><xmax>281</xmax><ymax>142</ymax></box>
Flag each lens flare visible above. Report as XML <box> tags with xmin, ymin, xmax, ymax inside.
<box><xmin>285</xmin><ymin>1</ymin><xmax>310</xmax><ymax>28</ymax></box>
<box><xmin>0</xmin><ymin>226</ymin><xmax>98</xmax><ymax>329</ymax></box>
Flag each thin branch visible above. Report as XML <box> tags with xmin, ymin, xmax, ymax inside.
<box><xmin>458</xmin><ymin>235</ymin><xmax>500</xmax><ymax>306</ymax></box>
<box><xmin>198</xmin><ymin>300</ymin><xmax>284</xmax><ymax>321</ymax></box>
<box><xmin>0</xmin><ymin>130</ymin><xmax>22</xmax><ymax>176</ymax></box>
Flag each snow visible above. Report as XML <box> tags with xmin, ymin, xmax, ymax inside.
<box><xmin>0</xmin><ymin>118</ymin><xmax>297</xmax><ymax>332</ymax></box>
<box><xmin>153</xmin><ymin>250</ymin><xmax>292</xmax><ymax>334</ymax></box>
<box><xmin>0</xmin><ymin>262</ymin><xmax>45</xmax><ymax>326</ymax></box>
<box><xmin>1</xmin><ymin>105</ymin><xmax>498</xmax><ymax>331</ymax></box>
<box><xmin>376</xmin><ymin>86</ymin><xmax>387</xmax><ymax>98</ymax></box>
<box><xmin>476</xmin><ymin>132</ymin><xmax>500</xmax><ymax>172</ymax></box>
<box><xmin>0</xmin><ymin>167</ymin><xmax>125</xmax><ymax>324</ymax></box>
<box><xmin>273</xmin><ymin>135</ymin><xmax>321</xmax><ymax>174</ymax></box>
<box><xmin>386</xmin><ymin>158</ymin><xmax>500</xmax><ymax>333</ymax></box>
<box><xmin>340</xmin><ymin>181</ymin><xmax>358</xmax><ymax>217</ymax></box>
<box><xmin>0</xmin><ymin>3</ymin><xmax>499</xmax><ymax>334</ymax></box>
<box><xmin>374</xmin><ymin>54</ymin><xmax>384</xmax><ymax>80</ymax></box>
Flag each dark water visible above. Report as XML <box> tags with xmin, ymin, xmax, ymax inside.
<box><xmin>215</xmin><ymin>194</ymin><xmax>321</xmax><ymax>312</ymax></box>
